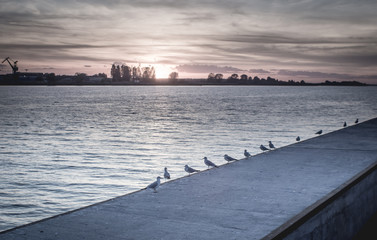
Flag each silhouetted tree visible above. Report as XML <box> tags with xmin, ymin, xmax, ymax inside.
<box><xmin>266</xmin><ymin>76</ymin><xmax>278</xmax><ymax>85</ymax></box>
<box><xmin>111</xmin><ymin>64</ymin><xmax>116</xmax><ymax>80</ymax></box>
<box><xmin>75</xmin><ymin>73</ymin><xmax>87</xmax><ymax>84</ymax></box>
<box><xmin>141</xmin><ymin>66</ymin><xmax>156</xmax><ymax>83</ymax></box>
<box><xmin>227</xmin><ymin>73</ymin><xmax>239</xmax><ymax>83</ymax></box>
<box><xmin>97</xmin><ymin>73</ymin><xmax>107</xmax><ymax>79</ymax></box>
<box><xmin>169</xmin><ymin>72</ymin><xmax>179</xmax><ymax>83</ymax></box>
<box><xmin>111</xmin><ymin>64</ymin><xmax>121</xmax><ymax>82</ymax></box>
<box><xmin>121</xmin><ymin>65</ymin><xmax>132</xmax><ymax>81</ymax></box>
<box><xmin>132</xmin><ymin>66</ymin><xmax>141</xmax><ymax>82</ymax></box>
<box><xmin>215</xmin><ymin>73</ymin><xmax>223</xmax><ymax>81</ymax></box>
<box><xmin>231</xmin><ymin>73</ymin><xmax>239</xmax><ymax>79</ymax></box>
<box><xmin>207</xmin><ymin>73</ymin><xmax>215</xmax><ymax>81</ymax></box>
<box><xmin>240</xmin><ymin>74</ymin><xmax>248</xmax><ymax>80</ymax></box>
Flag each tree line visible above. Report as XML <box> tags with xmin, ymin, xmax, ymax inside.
<box><xmin>111</xmin><ymin>64</ymin><xmax>156</xmax><ymax>83</ymax></box>
<box><xmin>207</xmin><ymin>73</ymin><xmax>307</xmax><ymax>85</ymax></box>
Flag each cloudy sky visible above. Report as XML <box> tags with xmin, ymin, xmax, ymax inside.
<box><xmin>1</xmin><ymin>0</ymin><xmax>377</xmax><ymax>83</ymax></box>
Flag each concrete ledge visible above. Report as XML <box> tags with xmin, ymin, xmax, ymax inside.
<box><xmin>1</xmin><ymin>118</ymin><xmax>377</xmax><ymax>240</ymax></box>
<box><xmin>263</xmin><ymin>161</ymin><xmax>377</xmax><ymax>240</ymax></box>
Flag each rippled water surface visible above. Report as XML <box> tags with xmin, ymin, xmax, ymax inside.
<box><xmin>1</xmin><ymin>85</ymin><xmax>376</xmax><ymax>231</ymax></box>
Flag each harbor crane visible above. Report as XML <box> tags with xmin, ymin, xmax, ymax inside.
<box><xmin>2</xmin><ymin>57</ymin><xmax>18</xmax><ymax>75</ymax></box>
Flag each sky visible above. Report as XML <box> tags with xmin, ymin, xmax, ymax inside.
<box><xmin>1</xmin><ymin>0</ymin><xmax>377</xmax><ymax>83</ymax></box>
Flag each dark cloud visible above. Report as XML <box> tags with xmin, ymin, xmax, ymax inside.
<box><xmin>0</xmin><ymin>43</ymin><xmax>108</xmax><ymax>49</ymax></box>
<box><xmin>278</xmin><ymin>70</ymin><xmax>352</xmax><ymax>79</ymax></box>
<box><xmin>249</xmin><ymin>69</ymin><xmax>271</xmax><ymax>74</ymax></box>
<box><xmin>1</xmin><ymin>0</ymin><xmax>377</xmax><ymax>83</ymax></box>
<box><xmin>217</xmin><ymin>33</ymin><xmax>377</xmax><ymax>45</ymax></box>
<box><xmin>176</xmin><ymin>64</ymin><xmax>245</xmax><ymax>73</ymax></box>
<box><xmin>177</xmin><ymin>12</ymin><xmax>217</xmax><ymax>24</ymax></box>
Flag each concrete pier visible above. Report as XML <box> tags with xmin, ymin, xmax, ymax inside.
<box><xmin>1</xmin><ymin>118</ymin><xmax>377</xmax><ymax>240</ymax></box>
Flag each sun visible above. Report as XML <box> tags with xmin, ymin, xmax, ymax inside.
<box><xmin>155</xmin><ymin>64</ymin><xmax>175</xmax><ymax>79</ymax></box>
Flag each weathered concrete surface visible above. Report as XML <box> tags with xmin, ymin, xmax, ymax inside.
<box><xmin>1</xmin><ymin>118</ymin><xmax>377</xmax><ymax>240</ymax></box>
<box><xmin>266</xmin><ymin>157</ymin><xmax>377</xmax><ymax>239</ymax></box>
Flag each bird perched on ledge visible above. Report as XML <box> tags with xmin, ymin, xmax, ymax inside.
<box><xmin>315</xmin><ymin>130</ymin><xmax>323</xmax><ymax>135</ymax></box>
<box><xmin>244</xmin><ymin>149</ymin><xmax>251</xmax><ymax>158</ymax></box>
<box><xmin>224</xmin><ymin>154</ymin><xmax>238</xmax><ymax>163</ymax></box>
<box><xmin>147</xmin><ymin>176</ymin><xmax>162</xmax><ymax>193</ymax></box>
<box><xmin>269</xmin><ymin>141</ymin><xmax>275</xmax><ymax>149</ymax></box>
<box><xmin>260</xmin><ymin>145</ymin><xmax>269</xmax><ymax>151</ymax></box>
<box><xmin>204</xmin><ymin>157</ymin><xmax>218</xmax><ymax>168</ymax></box>
<box><xmin>164</xmin><ymin>167</ymin><xmax>170</xmax><ymax>181</ymax></box>
<box><xmin>296</xmin><ymin>136</ymin><xmax>301</xmax><ymax>141</ymax></box>
<box><xmin>185</xmin><ymin>164</ymin><xmax>200</xmax><ymax>175</ymax></box>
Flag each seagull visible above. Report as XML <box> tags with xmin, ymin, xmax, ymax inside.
<box><xmin>203</xmin><ymin>157</ymin><xmax>218</xmax><ymax>168</ymax></box>
<box><xmin>268</xmin><ymin>141</ymin><xmax>275</xmax><ymax>149</ymax></box>
<box><xmin>296</xmin><ymin>136</ymin><xmax>301</xmax><ymax>141</ymax></box>
<box><xmin>315</xmin><ymin>130</ymin><xmax>322</xmax><ymax>135</ymax></box>
<box><xmin>343</xmin><ymin>122</ymin><xmax>347</xmax><ymax>127</ymax></box>
<box><xmin>244</xmin><ymin>150</ymin><xmax>251</xmax><ymax>158</ymax></box>
<box><xmin>147</xmin><ymin>176</ymin><xmax>162</xmax><ymax>193</ymax></box>
<box><xmin>355</xmin><ymin>118</ymin><xmax>359</xmax><ymax>124</ymax></box>
<box><xmin>164</xmin><ymin>167</ymin><xmax>170</xmax><ymax>181</ymax></box>
<box><xmin>260</xmin><ymin>145</ymin><xmax>269</xmax><ymax>151</ymax></box>
<box><xmin>185</xmin><ymin>164</ymin><xmax>200</xmax><ymax>175</ymax></box>
<box><xmin>224</xmin><ymin>154</ymin><xmax>238</xmax><ymax>163</ymax></box>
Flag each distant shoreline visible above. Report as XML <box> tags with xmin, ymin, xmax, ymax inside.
<box><xmin>0</xmin><ymin>83</ymin><xmax>372</xmax><ymax>86</ymax></box>
<box><xmin>0</xmin><ymin>79</ymin><xmax>371</xmax><ymax>87</ymax></box>
<box><xmin>0</xmin><ymin>74</ymin><xmax>371</xmax><ymax>86</ymax></box>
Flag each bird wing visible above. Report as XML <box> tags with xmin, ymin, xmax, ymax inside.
<box><xmin>208</xmin><ymin>160</ymin><xmax>216</xmax><ymax>166</ymax></box>
<box><xmin>147</xmin><ymin>181</ymin><xmax>157</xmax><ymax>189</ymax></box>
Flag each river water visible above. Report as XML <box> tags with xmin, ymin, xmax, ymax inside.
<box><xmin>0</xmin><ymin>85</ymin><xmax>376</xmax><ymax>231</ymax></box>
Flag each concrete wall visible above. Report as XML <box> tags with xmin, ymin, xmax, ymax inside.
<box><xmin>264</xmin><ymin>162</ymin><xmax>377</xmax><ymax>240</ymax></box>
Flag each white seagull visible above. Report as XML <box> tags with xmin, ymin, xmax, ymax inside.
<box><xmin>147</xmin><ymin>176</ymin><xmax>162</xmax><ymax>193</ymax></box>
<box><xmin>268</xmin><ymin>141</ymin><xmax>275</xmax><ymax>149</ymax></box>
<box><xmin>244</xmin><ymin>150</ymin><xmax>251</xmax><ymax>158</ymax></box>
<box><xmin>164</xmin><ymin>167</ymin><xmax>170</xmax><ymax>181</ymax></box>
<box><xmin>203</xmin><ymin>157</ymin><xmax>218</xmax><ymax>168</ymax></box>
<box><xmin>260</xmin><ymin>145</ymin><xmax>269</xmax><ymax>151</ymax></box>
<box><xmin>224</xmin><ymin>154</ymin><xmax>238</xmax><ymax>163</ymax></box>
<box><xmin>185</xmin><ymin>164</ymin><xmax>200</xmax><ymax>175</ymax></box>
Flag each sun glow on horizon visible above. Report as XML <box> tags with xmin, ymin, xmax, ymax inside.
<box><xmin>155</xmin><ymin>64</ymin><xmax>176</xmax><ymax>79</ymax></box>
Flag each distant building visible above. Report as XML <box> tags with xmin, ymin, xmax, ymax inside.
<box><xmin>18</xmin><ymin>73</ymin><xmax>45</xmax><ymax>84</ymax></box>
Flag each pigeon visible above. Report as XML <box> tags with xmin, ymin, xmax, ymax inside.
<box><xmin>185</xmin><ymin>164</ymin><xmax>200</xmax><ymax>175</ymax></box>
<box><xmin>315</xmin><ymin>130</ymin><xmax>322</xmax><ymax>135</ymax></box>
<box><xmin>244</xmin><ymin>150</ymin><xmax>251</xmax><ymax>158</ymax></box>
<box><xmin>355</xmin><ymin>118</ymin><xmax>359</xmax><ymax>124</ymax></box>
<box><xmin>296</xmin><ymin>136</ymin><xmax>301</xmax><ymax>141</ymax></box>
<box><xmin>260</xmin><ymin>145</ymin><xmax>269</xmax><ymax>151</ymax></box>
<box><xmin>203</xmin><ymin>157</ymin><xmax>218</xmax><ymax>168</ymax></box>
<box><xmin>343</xmin><ymin>122</ymin><xmax>347</xmax><ymax>127</ymax></box>
<box><xmin>147</xmin><ymin>176</ymin><xmax>162</xmax><ymax>193</ymax></box>
<box><xmin>268</xmin><ymin>141</ymin><xmax>275</xmax><ymax>149</ymax></box>
<box><xmin>224</xmin><ymin>154</ymin><xmax>238</xmax><ymax>163</ymax></box>
<box><xmin>164</xmin><ymin>167</ymin><xmax>170</xmax><ymax>180</ymax></box>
